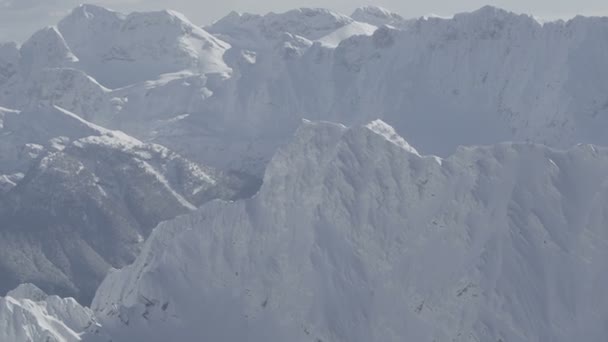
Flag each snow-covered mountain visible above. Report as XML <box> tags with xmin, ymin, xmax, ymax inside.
<box><xmin>0</xmin><ymin>105</ymin><xmax>248</xmax><ymax>304</ymax></box>
<box><xmin>2</xmin><ymin>5</ymin><xmax>608</xmax><ymax>178</ymax></box>
<box><xmin>1</xmin><ymin>4</ymin><xmax>608</xmax><ymax>341</ymax></box>
<box><xmin>56</xmin><ymin>4</ymin><xmax>231</xmax><ymax>88</ymax></box>
<box><xmin>350</xmin><ymin>6</ymin><xmax>410</xmax><ymax>27</ymax></box>
<box><xmin>0</xmin><ymin>284</ymin><xmax>101</xmax><ymax>342</ymax></box>
<box><xmin>84</xmin><ymin>120</ymin><xmax>608</xmax><ymax>341</ymax></box>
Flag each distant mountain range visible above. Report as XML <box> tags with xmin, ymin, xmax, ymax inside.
<box><xmin>1</xmin><ymin>4</ymin><xmax>608</xmax><ymax>342</ymax></box>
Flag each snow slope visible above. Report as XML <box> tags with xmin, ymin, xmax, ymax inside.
<box><xmin>1</xmin><ymin>6</ymin><xmax>608</xmax><ymax>338</ymax></box>
<box><xmin>2</xmin><ymin>5</ymin><xmax>608</xmax><ymax>178</ymax></box>
<box><xmin>56</xmin><ymin>4</ymin><xmax>231</xmax><ymax>88</ymax></box>
<box><xmin>208</xmin><ymin>5</ymin><xmax>608</xmax><ymax>159</ymax></box>
<box><xmin>0</xmin><ymin>284</ymin><xmax>99</xmax><ymax>342</ymax></box>
<box><xmin>89</xmin><ymin>120</ymin><xmax>608</xmax><ymax>342</ymax></box>
<box><xmin>0</xmin><ymin>105</ymin><xmax>248</xmax><ymax>304</ymax></box>
<box><xmin>350</xmin><ymin>6</ymin><xmax>411</xmax><ymax>27</ymax></box>
<box><xmin>207</xmin><ymin>8</ymin><xmax>355</xmax><ymax>46</ymax></box>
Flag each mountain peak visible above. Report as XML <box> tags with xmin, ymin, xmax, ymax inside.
<box><xmin>89</xmin><ymin>117</ymin><xmax>608</xmax><ymax>341</ymax></box>
<box><xmin>364</xmin><ymin>119</ymin><xmax>420</xmax><ymax>156</ymax></box>
<box><xmin>56</xmin><ymin>5</ymin><xmax>231</xmax><ymax>87</ymax></box>
<box><xmin>352</xmin><ymin>5</ymin><xmax>395</xmax><ymax>17</ymax></box>
<box><xmin>60</xmin><ymin>3</ymin><xmax>124</xmax><ymax>29</ymax></box>
<box><xmin>473</xmin><ymin>5</ymin><xmax>508</xmax><ymax>15</ymax></box>
<box><xmin>1</xmin><ymin>285</ymin><xmax>98</xmax><ymax>342</ymax></box>
<box><xmin>455</xmin><ymin>5</ymin><xmax>529</xmax><ymax>22</ymax></box>
<box><xmin>351</xmin><ymin>6</ymin><xmax>405</xmax><ymax>26</ymax></box>
<box><xmin>73</xmin><ymin>3</ymin><xmax>121</xmax><ymax>18</ymax></box>
<box><xmin>6</xmin><ymin>284</ymin><xmax>48</xmax><ymax>302</ymax></box>
<box><xmin>19</xmin><ymin>26</ymin><xmax>78</xmax><ymax>71</ymax></box>
<box><xmin>209</xmin><ymin>7</ymin><xmax>353</xmax><ymax>43</ymax></box>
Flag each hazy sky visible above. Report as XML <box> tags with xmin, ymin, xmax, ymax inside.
<box><xmin>1</xmin><ymin>0</ymin><xmax>607</xmax><ymax>42</ymax></box>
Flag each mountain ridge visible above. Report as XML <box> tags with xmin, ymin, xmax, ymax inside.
<box><xmin>87</xmin><ymin>119</ymin><xmax>608</xmax><ymax>341</ymax></box>
<box><xmin>1</xmin><ymin>4</ymin><xmax>608</xmax><ymax>341</ymax></box>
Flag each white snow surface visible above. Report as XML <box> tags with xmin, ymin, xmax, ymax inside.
<box><xmin>0</xmin><ymin>284</ymin><xmax>98</xmax><ymax>342</ymax></box>
<box><xmin>317</xmin><ymin>21</ymin><xmax>378</xmax><ymax>48</ymax></box>
<box><xmin>0</xmin><ymin>104</ymin><xmax>245</xmax><ymax>304</ymax></box>
<box><xmin>87</xmin><ymin>120</ymin><xmax>608</xmax><ymax>342</ymax></box>
<box><xmin>2</xmin><ymin>5</ymin><xmax>608</xmax><ymax>177</ymax></box>
<box><xmin>350</xmin><ymin>6</ymin><xmax>411</xmax><ymax>27</ymax></box>
<box><xmin>56</xmin><ymin>4</ymin><xmax>231</xmax><ymax>88</ymax></box>
<box><xmin>1</xmin><ymin>4</ymin><xmax>608</xmax><ymax>341</ymax></box>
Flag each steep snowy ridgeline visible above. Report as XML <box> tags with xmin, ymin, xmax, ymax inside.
<box><xmin>350</xmin><ymin>6</ymin><xmax>411</xmax><ymax>27</ymax></box>
<box><xmin>55</xmin><ymin>4</ymin><xmax>231</xmax><ymax>88</ymax></box>
<box><xmin>207</xmin><ymin>8</ymin><xmax>355</xmax><ymax>47</ymax></box>
<box><xmin>19</xmin><ymin>26</ymin><xmax>79</xmax><ymax>75</ymax></box>
<box><xmin>279</xmin><ymin>6</ymin><xmax>608</xmax><ymax>156</ymax></box>
<box><xmin>2</xmin><ymin>6</ymin><xmax>608</xmax><ymax>179</ymax></box>
<box><xmin>0</xmin><ymin>67</ymin><xmax>113</xmax><ymax>125</ymax></box>
<box><xmin>91</xmin><ymin>120</ymin><xmax>608</xmax><ymax>342</ymax></box>
<box><xmin>317</xmin><ymin>21</ymin><xmax>378</xmax><ymax>48</ymax></box>
<box><xmin>0</xmin><ymin>105</ymin><xmax>248</xmax><ymax>304</ymax></box>
<box><xmin>192</xmin><ymin>5</ymin><xmax>608</xmax><ymax>175</ymax></box>
<box><xmin>0</xmin><ymin>105</ymin><xmax>103</xmax><ymax>175</ymax></box>
<box><xmin>0</xmin><ymin>284</ymin><xmax>103</xmax><ymax>342</ymax></box>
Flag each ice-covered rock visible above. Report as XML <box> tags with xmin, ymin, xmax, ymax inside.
<box><xmin>90</xmin><ymin>120</ymin><xmax>608</xmax><ymax>341</ymax></box>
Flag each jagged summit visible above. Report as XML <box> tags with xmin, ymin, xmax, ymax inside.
<box><xmin>19</xmin><ymin>26</ymin><xmax>78</xmax><ymax>72</ymax></box>
<box><xmin>89</xmin><ymin>119</ymin><xmax>608</xmax><ymax>341</ymax></box>
<box><xmin>452</xmin><ymin>5</ymin><xmax>538</xmax><ymax>25</ymax></box>
<box><xmin>56</xmin><ymin>4</ymin><xmax>231</xmax><ymax>87</ymax></box>
<box><xmin>469</xmin><ymin>4</ymin><xmax>511</xmax><ymax>15</ymax></box>
<box><xmin>67</xmin><ymin>3</ymin><xmax>124</xmax><ymax>20</ymax></box>
<box><xmin>351</xmin><ymin>5</ymin><xmax>406</xmax><ymax>26</ymax></box>
<box><xmin>6</xmin><ymin>283</ymin><xmax>48</xmax><ymax>302</ymax></box>
<box><xmin>208</xmin><ymin>7</ymin><xmax>354</xmax><ymax>43</ymax></box>
<box><xmin>1</xmin><ymin>9</ymin><xmax>608</xmax><ymax>341</ymax></box>
<box><xmin>0</xmin><ymin>285</ymin><xmax>98</xmax><ymax>342</ymax></box>
<box><xmin>364</xmin><ymin>119</ymin><xmax>420</xmax><ymax>156</ymax></box>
